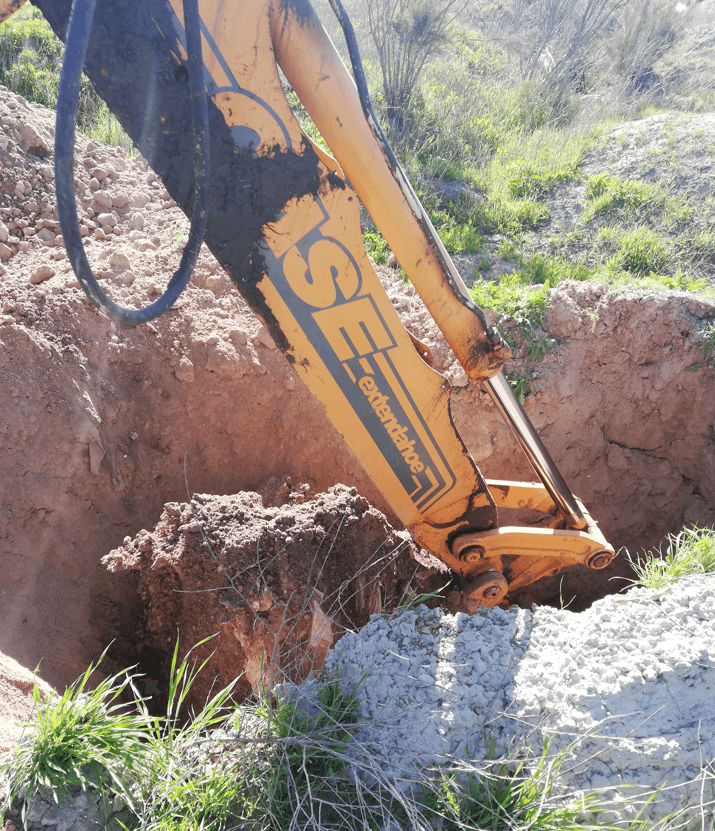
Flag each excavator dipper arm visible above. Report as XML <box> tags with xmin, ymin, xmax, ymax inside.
<box><xmin>0</xmin><ymin>0</ymin><xmax>614</xmax><ymax>605</ymax></box>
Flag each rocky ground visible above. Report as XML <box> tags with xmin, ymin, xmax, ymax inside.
<box><xmin>0</xmin><ymin>76</ymin><xmax>715</xmax><ymax>764</ymax></box>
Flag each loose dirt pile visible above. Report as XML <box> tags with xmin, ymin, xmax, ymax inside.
<box><xmin>102</xmin><ymin>485</ymin><xmax>422</xmax><ymax>713</ymax></box>
<box><xmin>1</xmin><ymin>83</ymin><xmax>715</xmax><ymax>748</ymax></box>
<box><xmin>315</xmin><ymin>575</ymin><xmax>715</xmax><ymax>826</ymax></box>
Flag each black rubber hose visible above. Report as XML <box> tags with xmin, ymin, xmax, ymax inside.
<box><xmin>325</xmin><ymin>0</ymin><xmax>503</xmax><ymax>347</ymax></box>
<box><xmin>55</xmin><ymin>0</ymin><xmax>210</xmax><ymax>325</ymax></box>
<box><xmin>326</xmin><ymin>0</ymin><xmax>398</xmax><ymax>172</ymax></box>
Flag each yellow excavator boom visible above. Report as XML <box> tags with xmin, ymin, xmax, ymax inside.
<box><xmin>0</xmin><ymin>0</ymin><xmax>614</xmax><ymax>607</ymax></box>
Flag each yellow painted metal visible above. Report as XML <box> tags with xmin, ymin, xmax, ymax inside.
<box><xmin>271</xmin><ymin>0</ymin><xmax>511</xmax><ymax>383</ymax></box>
<box><xmin>456</xmin><ymin>480</ymin><xmax>615</xmax><ymax>605</ymax></box>
<box><xmin>160</xmin><ymin>0</ymin><xmax>499</xmax><ymax>568</ymax></box>
<box><xmin>1</xmin><ymin>0</ymin><xmax>615</xmax><ymax>598</ymax></box>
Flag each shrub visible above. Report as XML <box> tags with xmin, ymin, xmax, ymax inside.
<box><xmin>472</xmin><ymin>0</ymin><xmax>629</xmax><ymax>93</ymax></box>
<box><xmin>605</xmin><ymin>0</ymin><xmax>690</xmax><ymax>95</ymax></box>
<box><xmin>365</xmin><ymin>0</ymin><xmax>467</xmax><ymax>118</ymax></box>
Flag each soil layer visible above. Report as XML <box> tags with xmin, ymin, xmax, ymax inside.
<box><xmin>1</xmin><ymin>85</ymin><xmax>715</xmax><ymax>734</ymax></box>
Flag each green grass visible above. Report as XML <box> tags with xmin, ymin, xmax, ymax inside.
<box><xmin>128</xmin><ymin>637</ymin><xmax>248</xmax><ymax>831</ymax></box>
<box><xmin>583</xmin><ymin>173</ymin><xmax>693</xmax><ymax>227</ymax></box>
<box><xmin>3</xmin><ymin>635</ymin><xmax>682</xmax><ymax>831</ymax></box>
<box><xmin>584</xmin><ymin>173</ymin><xmax>665</xmax><ymax>222</ymax></box>
<box><xmin>348</xmin><ymin>18</ymin><xmax>714</xmax><ymax>312</ymax></box>
<box><xmin>0</xmin><ymin>637</ymin><xmax>247</xmax><ymax>830</ymax></box>
<box><xmin>0</xmin><ymin>4</ymin><xmax>133</xmax><ymax>149</ymax></box>
<box><xmin>627</xmin><ymin>527</ymin><xmax>715</xmax><ymax>589</ymax></box>
<box><xmin>363</xmin><ymin>229</ymin><xmax>391</xmax><ymax>265</ymax></box>
<box><xmin>0</xmin><ymin>654</ymin><xmax>150</xmax><ymax>824</ymax></box>
<box><xmin>473</xmin><ymin>128</ymin><xmax>597</xmax><ymax>236</ymax></box>
<box><xmin>470</xmin><ymin>271</ymin><xmax>551</xmax><ymax>323</ymax></box>
<box><xmin>607</xmin><ymin>227</ymin><xmax>670</xmax><ymax>277</ymax></box>
<box><xmin>420</xmin><ymin>738</ymin><xmax>608</xmax><ymax>831</ymax></box>
<box><xmin>255</xmin><ymin>677</ymin><xmax>371</xmax><ymax>830</ymax></box>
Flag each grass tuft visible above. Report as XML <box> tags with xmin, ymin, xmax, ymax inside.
<box><xmin>626</xmin><ymin>526</ymin><xmax>715</xmax><ymax>589</ymax></box>
<box><xmin>3</xmin><ymin>636</ymin><xmax>670</xmax><ymax>831</ymax></box>
<box><xmin>0</xmin><ymin>649</ymin><xmax>150</xmax><ymax>824</ymax></box>
<box><xmin>422</xmin><ymin>737</ymin><xmax>608</xmax><ymax>831</ymax></box>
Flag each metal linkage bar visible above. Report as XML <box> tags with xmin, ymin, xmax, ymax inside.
<box><xmin>484</xmin><ymin>372</ymin><xmax>588</xmax><ymax>531</ymax></box>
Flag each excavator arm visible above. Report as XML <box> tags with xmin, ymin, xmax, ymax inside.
<box><xmin>0</xmin><ymin>0</ymin><xmax>614</xmax><ymax>607</ymax></box>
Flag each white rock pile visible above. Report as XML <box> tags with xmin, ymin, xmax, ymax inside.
<box><xmin>319</xmin><ymin>576</ymin><xmax>715</xmax><ymax>827</ymax></box>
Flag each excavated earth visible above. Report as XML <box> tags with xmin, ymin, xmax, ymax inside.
<box><xmin>1</xmin><ymin>83</ymin><xmax>715</xmax><ymax>758</ymax></box>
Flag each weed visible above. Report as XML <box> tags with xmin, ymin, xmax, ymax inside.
<box><xmin>0</xmin><ymin>650</ymin><xmax>150</xmax><ymax>823</ymax></box>
<box><xmin>519</xmin><ymin>251</ymin><xmax>594</xmax><ymax>285</ymax></box>
<box><xmin>430</xmin><ymin>207</ymin><xmax>486</xmax><ymax>254</ymax></box>
<box><xmin>472</xmin><ymin>125</ymin><xmax>602</xmax><ymax>235</ymax></box>
<box><xmin>421</xmin><ymin>737</ymin><xmax>606</xmax><ymax>830</ymax></box>
<box><xmin>127</xmin><ymin>637</ymin><xmax>250</xmax><ymax>831</ymax></box>
<box><xmin>506</xmin><ymin>365</ymin><xmax>543</xmax><ymax>404</ymax></box>
<box><xmin>704</xmin><ymin>322</ymin><xmax>715</xmax><ymax>358</ymax></box>
<box><xmin>583</xmin><ymin>173</ymin><xmax>663</xmax><ymax>222</ymax></box>
<box><xmin>282</xmin><ymin>75</ymin><xmax>331</xmax><ymax>154</ymax></box>
<box><xmin>689</xmin><ymin>89</ymin><xmax>715</xmax><ymax>112</ymax></box>
<box><xmin>658</xmin><ymin>266</ymin><xmax>706</xmax><ymax>292</ymax></box>
<box><xmin>172</xmin><ymin>228</ymin><xmax>188</xmax><ymax>248</ymax></box>
<box><xmin>394</xmin><ymin>579</ymin><xmax>453</xmax><ymax>612</ymax></box>
<box><xmin>596</xmin><ymin>226</ymin><xmax>619</xmax><ymax>245</ymax></box>
<box><xmin>2</xmin><ymin>636</ymin><xmax>699</xmax><ymax>830</ymax></box>
<box><xmin>524</xmin><ymin>328</ymin><xmax>557</xmax><ymax>361</ymax></box>
<box><xmin>0</xmin><ymin>4</ymin><xmax>133</xmax><ymax>149</ymax></box>
<box><xmin>471</xmin><ymin>270</ymin><xmax>551</xmax><ymax>327</ymax></box>
<box><xmin>583</xmin><ymin>173</ymin><xmax>692</xmax><ymax>229</ymax></box>
<box><xmin>691</xmin><ymin>227</ymin><xmax>715</xmax><ymax>261</ymax></box>
<box><xmin>363</xmin><ymin>230</ymin><xmax>391</xmax><ymax>265</ymax></box>
<box><xmin>608</xmin><ymin>227</ymin><xmax>669</xmax><ymax>277</ymax></box>
<box><xmin>625</xmin><ymin>527</ymin><xmax>715</xmax><ymax>589</ymax></box>
<box><xmin>257</xmin><ymin>673</ymin><xmax>365</xmax><ymax>830</ymax></box>
<box><xmin>496</xmin><ymin>239</ymin><xmax>520</xmax><ymax>261</ymax></box>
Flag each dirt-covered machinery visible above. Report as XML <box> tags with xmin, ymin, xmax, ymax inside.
<box><xmin>0</xmin><ymin>0</ymin><xmax>614</xmax><ymax>609</ymax></box>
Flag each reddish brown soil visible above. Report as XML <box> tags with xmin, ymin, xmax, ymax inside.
<box><xmin>102</xmin><ymin>485</ymin><xmax>424</xmax><ymax>712</ymax></box>
<box><xmin>1</xmin><ymin>85</ymin><xmax>715</xmax><ymax>745</ymax></box>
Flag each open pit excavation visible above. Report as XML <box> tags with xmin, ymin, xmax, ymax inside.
<box><xmin>0</xmin><ymin>0</ymin><xmax>715</xmax><ymax>821</ymax></box>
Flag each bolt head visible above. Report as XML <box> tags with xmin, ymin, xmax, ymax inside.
<box><xmin>457</xmin><ymin>543</ymin><xmax>485</xmax><ymax>564</ymax></box>
<box><xmin>588</xmin><ymin>551</ymin><xmax>613</xmax><ymax>570</ymax></box>
<box><xmin>463</xmin><ymin>547</ymin><xmax>483</xmax><ymax>564</ymax></box>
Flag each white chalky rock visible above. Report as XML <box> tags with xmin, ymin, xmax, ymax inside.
<box><xmin>319</xmin><ymin>576</ymin><xmax>715</xmax><ymax>826</ymax></box>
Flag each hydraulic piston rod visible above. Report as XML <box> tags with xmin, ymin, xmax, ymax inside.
<box><xmin>484</xmin><ymin>371</ymin><xmax>588</xmax><ymax>531</ymax></box>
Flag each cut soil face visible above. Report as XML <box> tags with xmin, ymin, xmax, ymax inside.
<box><xmin>1</xmin><ymin>86</ymin><xmax>715</xmax><ymax>734</ymax></box>
<box><xmin>102</xmin><ymin>484</ymin><xmax>424</xmax><ymax>714</ymax></box>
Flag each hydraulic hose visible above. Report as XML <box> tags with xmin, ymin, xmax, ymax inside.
<box><xmin>55</xmin><ymin>0</ymin><xmax>210</xmax><ymax>325</ymax></box>
<box><xmin>326</xmin><ymin>1</ymin><xmax>587</xmax><ymax>530</ymax></box>
<box><xmin>325</xmin><ymin>0</ymin><xmax>503</xmax><ymax>347</ymax></box>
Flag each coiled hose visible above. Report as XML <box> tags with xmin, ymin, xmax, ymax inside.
<box><xmin>54</xmin><ymin>0</ymin><xmax>210</xmax><ymax>325</ymax></box>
